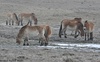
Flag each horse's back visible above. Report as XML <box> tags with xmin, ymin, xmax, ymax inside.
<box><xmin>61</xmin><ymin>19</ymin><xmax>79</xmax><ymax>27</ymax></box>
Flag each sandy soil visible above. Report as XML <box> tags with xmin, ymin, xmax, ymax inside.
<box><xmin>0</xmin><ymin>0</ymin><xmax>100</xmax><ymax>62</ymax></box>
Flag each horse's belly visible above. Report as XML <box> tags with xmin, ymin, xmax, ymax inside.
<box><xmin>67</xmin><ymin>26</ymin><xmax>77</xmax><ymax>31</ymax></box>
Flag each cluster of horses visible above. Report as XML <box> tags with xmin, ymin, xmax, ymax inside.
<box><xmin>6</xmin><ymin>13</ymin><xmax>94</xmax><ymax>46</ymax></box>
<box><xmin>6</xmin><ymin>13</ymin><xmax>38</xmax><ymax>26</ymax></box>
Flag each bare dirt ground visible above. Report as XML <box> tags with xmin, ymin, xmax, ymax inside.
<box><xmin>0</xmin><ymin>0</ymin><xmax>100</xmax><ymax>62</ymax></box>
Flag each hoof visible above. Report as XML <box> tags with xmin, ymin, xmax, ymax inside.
<box><xmin>45</xmin><ymin>43</ymin><xmax>48</xmax><ymax>46</ymax></box>
<box><xmin>74</xmin><ymin>35</ymin><xmax>78</xmax><ymax>38</ymax></box>
<box><xmin>65</xmin><ymin>36</ymin><xmax>67</xmax><ymax>38</ymax></box>
<box><xmin>27</xmin><ymin>43</ymin><xmax>29</xmax><ymax>46</ymax></box>
<box><xmin>40</xmin><ymin>43</ymin><xmax>43</xmax><ymax>46</ymax></box>
<box><xmin>23</xmin><ymin>43</ymin><xmax>26</xmax><ymax>46</ymax></box>
<box><xmin>59</xmin><ymin>35</ymin><xmax>62</xmax><ymax>38</ymax></box>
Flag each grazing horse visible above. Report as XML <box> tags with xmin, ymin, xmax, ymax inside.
<box><xmin>84</xmin><ymin>20</ymin><xmax>94</xmax><ymax>40</ymax></box>
<box><xmin>18</xmin><ymin>13</ymin><xmax>38</xmax><ymax>26</ymax></box>
<box><xmin>6</xmin><ymin>13</ymin><xmax>19</xmax><ymax>25</ymax></box>
<box><xmin>59</xmin><ymin>18</ymin><xmax>84</xmax><ymax>38</ymax></box>
<box><xmin>16</xmin><ymin>22</ymin><xmax>51</xmax><ymax>46</ymax></box>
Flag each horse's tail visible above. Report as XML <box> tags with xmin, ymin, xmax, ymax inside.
<box><xmin>14</xmin><ymin>13</ymin><xmax>19</xmax><ymax>25</ymax></box>
<box><xmin>59</xmin><ymin>21</ymin><xmax>63</xmax><ymax>38</ymax></box>
<box><xmin>45</xmin><ymin>25</ymin><xmax>52</xmax><ymax>38</ymax></box>
<box><xmin>14</xmin><ymin>13</ymin><xmax>18</xmax><ymax>21</ymax></box>
<box><xmin>43</xmin><ymin>25</ymin><xmax>51</xmax><ymax>46</ymax></box>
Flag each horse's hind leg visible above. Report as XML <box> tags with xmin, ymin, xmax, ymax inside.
<box><xmin>62</xmin><ymin>27</ymin><xmax>67</xmax><ymax>38</ymax></box>
<box><xmin>64</xmin><ymin>29</ymin><xmax>67</xmax><ymax>38</ymax></box>
<box><xmin>44</xmin><ymin>37</ymin><xmax>49</xmax><ymax>46</ymax></box>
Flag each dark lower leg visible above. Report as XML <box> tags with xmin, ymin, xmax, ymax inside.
<box><xmin>12</xmin><ymin>21</ymin><xmax>14</xmax><ymax>25</ymax></box>
<box><xmin>6</xmin><ymin>20</ymin><xmax>8</xmax><ymax>25</ymax></box>
<box><xmin>90</xmin><ymin>32</ymin><xmax>93</xmax><ymax>40</ymax></box>
<box><xmin>23</xmin><ymin>37</ymin><xmax>29</xmax><ymax>46</ymax></box>
<box><xmin>85</xmin><ymin>33</ymin><xmax>86</xmax><ymax>40</ymax></box>
<box><xmin>21</xmin><ymin>20</ymin><xmax>23</xmax><ymax>26</ymax></box>
<box><xmin>64</xmin><ymin>29</ymin><xmax>67</xmax><ymax>38</ymax></box>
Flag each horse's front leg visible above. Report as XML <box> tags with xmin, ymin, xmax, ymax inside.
<box><xmin>9</xmin><ymin>20</ymin><xmax>11</xmax><ymax>25</ymax></box>
<box><xmin>84</xmin><ymin>32</ymin><xmax>87</xmax><ymax>40</ymax></box>
<box><xmin>39</xmin><ymin>38</ymin><xmax>44</xmax><ymax>46</ymax></box>
<box><xmin>90</xmin><ymin>32</ymin><xmax>93</xmax><ymax>40</ymax></box>
<box><xmin>87</xmin><ymin>32</ymin><xmax>90</xmax><ymax>40</ymax></box>
<box><xmin>29</xmin><ymin>20</ymin><xmax>32</xmax><ymax>26</ymax></box>
<box><xmin>6</xmin><ymin>20</ymin><xmax>8</xmax><ymax>25</ymax></box>
<box><xmin>23</xmin><ymin>37</ymin><xmax>29</xmax><ymax>46</ymax></box>
<box><xmin>12</xmin><ymin>20</ymin><xmax>14</xmax><ymax>25</ymax></box>
<box><xmin>20</xmin><ymin>19</ymin><xmax>23</xmax><ymax>26</ymax></box>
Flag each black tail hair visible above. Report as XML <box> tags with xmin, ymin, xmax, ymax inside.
<box><xmin>59</xmin><ymin>21</ymin><xmax>62</xmax><ymax>38</ymax></box>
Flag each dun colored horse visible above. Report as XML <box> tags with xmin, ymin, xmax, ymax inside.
<box><xmin>6</xmin><ymin>13</ymin><xmax>19</xmax><ymax>25</ymax></box>
<box><xmin>84</xmin><ymin>20</ymin><xmax>94</xmax><ymax>40</ymax></box>
<box><xmin>59</xmin><ymin>18</ymin><xmax>84</xmax><ymax>38</ymax></box>
<box><xmin>16</xmin><ymin>22</ymin><xmax>51</xmax><ymax>46</ymax></box>
<box><xmin>18</xmin><ymin>13</ymin><xmax>38</xmax><ymax>26</ymax></box>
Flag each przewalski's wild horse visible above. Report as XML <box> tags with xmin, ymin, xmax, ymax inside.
<box><xmin>84</xmin><ymin>20</ymin><xmax>94</xmax><ymax>40</ymax></box>
<box><xmin>18</xmin><ymin>13</ymin><xmax>38</xmax><ymax>26</ymax></box>
<box><xmin>59</xmin><ymin>18</ymin><xmax>84</xmax><ymax>38</ymax></box>
<box><xmin>6</xmin><ymin>13</ymin><xmax>19</xmax><ymax>25</ymax></box>
<box><xmin>16</xmin><ymin>22</ymin><xmax>51</xmax><ymax>46</ymax></box>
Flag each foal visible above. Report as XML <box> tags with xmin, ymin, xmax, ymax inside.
<box><xmin>6</xmin><ymin>13</ymin><xmax>19</xmax><ymax>25</ymax></box>
<box><xmin>59</xmin><ymin>18</ymin><xmax>84</xmax><ymax>38</ymax></box>
<box><xmin>18</xmin><ymin>13</ymin><xmax>38</xmax><ymax>26</ymax></box>
<box><xmin>84</xmin><ymin>20</ymin><xmax>94</xmax><ymax>40</ymax></box>
<box><xmin>16</xmin><ymin>22</ymin><xmax>51</xmax><ymax>46</ymax></box>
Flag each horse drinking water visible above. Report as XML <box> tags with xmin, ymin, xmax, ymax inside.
<box><xmin>16</xmin><ymin>22</ymin><xmax>51</xmax><ymax>46</ymax></box>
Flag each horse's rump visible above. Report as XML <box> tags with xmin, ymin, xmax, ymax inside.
<box><xmin>44</xmin><ymin>25</ymin><xmax>52</xmax><ymax>37</ymax></box>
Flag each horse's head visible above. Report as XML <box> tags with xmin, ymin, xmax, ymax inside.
<box><xmin>84</xmin><ymin>20</ymin><xmax>88</xmax><ymax>27</ymax></box>
<box><xmin>75</xmin><ymin>22</ymin><xmax>84</xmax><ymax>38</ymax></box>
<box><xmin>78</xmin><ymin>22</ymin><xmax>84</xmax><ymax>36</ymax></box>
<box><xmin>16</xmin><ymin>38</ymin><xmax>21</xmax><ymax>44</ymax></box>
<box><xmin>31</xmin><ymin>13</ymin><xmax>38</xmax><ymax>25</ymax></box>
